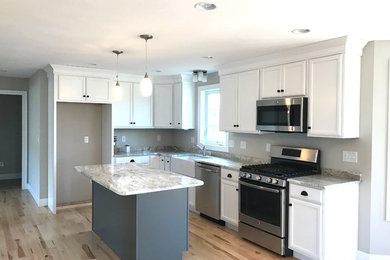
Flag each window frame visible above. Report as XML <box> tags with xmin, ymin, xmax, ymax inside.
<box><xmin>197</xmin><ymin>84</ymin><xmax>228</xmax><ymax>152</ymax></box>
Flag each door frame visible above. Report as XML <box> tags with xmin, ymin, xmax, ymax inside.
<box><xmin>0</xmin><ymin>90</ymin><xmax>28</xmax><ymax>190</ymax></box>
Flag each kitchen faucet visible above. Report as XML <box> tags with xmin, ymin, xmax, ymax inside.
<box><xmin>202</xmin><ymin>146</ymin><xmax>207</xmax><ymax>156</ymax></box>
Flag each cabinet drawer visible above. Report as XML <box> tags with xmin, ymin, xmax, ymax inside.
<box><xmin>289</xmin><ymin>184</ymin><xmax>323</xmax><ymax>204</ymax></box>
<box><xmin>221</xmin><ymin>168</ymin><xmax>239</xmax><ymax>182</ymax></box>
<box><xmin>114</xmin><ymin>156</ymin><xmax>150</xmax><ymax>164</ymax></box>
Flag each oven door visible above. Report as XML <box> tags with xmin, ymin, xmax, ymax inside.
<box><xmin>239</xmin><ymin>180</ymin><xmax>286</xmax><ymax>237</ymax></box>
<box><xmin>256</xmin><ymin>97</ymin><xmax>307</xmax><ymax>133</ymax></box>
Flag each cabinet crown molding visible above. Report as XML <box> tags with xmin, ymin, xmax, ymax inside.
<box><xmin>218</xmin><ymin>36</ymin><xmax>368</xmax><ymax>76</ymax></box>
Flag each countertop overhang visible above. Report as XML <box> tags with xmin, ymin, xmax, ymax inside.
<box><xmin>75</xmin><ymin>163</ymin><xmax>203</xmax><ymax>196</ymax></box>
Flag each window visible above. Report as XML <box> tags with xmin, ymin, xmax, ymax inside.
<box><xmin>198</xmin><ymin>84</ymin><xmax>228</xmax><ymax>152</ymax></box>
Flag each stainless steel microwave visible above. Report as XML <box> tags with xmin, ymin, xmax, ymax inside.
<box><xmin>256</xmin><ymin>97</ymin><xmax>308</xmax><ymax>133</ymax></box>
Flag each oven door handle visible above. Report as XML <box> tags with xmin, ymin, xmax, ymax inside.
<box><xmin>239</xmin><ymin>181</ymin><xmax>280</xmax><ymax>193</ymax></box>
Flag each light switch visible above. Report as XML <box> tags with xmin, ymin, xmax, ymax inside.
<box><xmin>229</xmin><ymin>140</ymin><xmax>235</xmax><ymax>148</ymax></box>
<box><xmin>266</xmin><ymin>143</ymin><xmax>271</xmax><ymax>153</ymax></box>
<box><xmin>240</xmin><ymin>141</ymin><xmax>246</xmax><ymax>150</ymax></box>
<box><xmin>343</xmin><ymin>151</ymin><xmax>358</xmax><ymax>163</ymax></box>
<box><xmin>84</xmin><ymin>136</ymin><xmax>89</xmax><ymax>144</ymax></box>
<box><xmin>121</xmin><ymin>136</ymin><xmax>126</xmax><ymax>142</ymax></box>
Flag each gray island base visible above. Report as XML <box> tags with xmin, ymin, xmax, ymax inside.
<box><xmin>74</xmin><ymin>163</ymin><xmax>203</xmax><ymax>260</ymax></box>
<box><xmin>93</xmin><ymin>181</ymin><xmax>188</xmax><ymax>260</ymax></box>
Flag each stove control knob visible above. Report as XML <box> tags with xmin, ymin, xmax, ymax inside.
<box><xmin>240</xmin><ymin>172</ymin><xmax>246</xmax><ymax>177</ymax></box>
<box><xmin>246</xmin><ymin>173</ymin><xmax>252</xmax><ymax>178</ymax></box>
<box><xmin>255</xmin><ymin>175</ymin><xmax>262</xmax><ymax>181</ymax></box>
<box><xmin>267</xmin><ymin>178</ymin><xmax>272</xmax><ymax>183</ymax></box>
<box><xmin>272</xmin><ymin>179</ymin><xmax>279</xmax><ymax>184</ymax></box>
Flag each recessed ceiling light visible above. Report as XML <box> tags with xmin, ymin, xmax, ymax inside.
<box><xmin>202</xmin><ymin>56</ymin><xmax>213</xmax><ymax>59</ymax></box>
<box><xmin>89</xmin><ymin>63</ymin><xmax>97</xmax><ymax>66</ymax></box>
<box><xmin>194</xmin><ymin>2</ymin><xmax>217</xmax><ymax>11</ymax></box>
<box><xmin>155</xmin><ymin>70</ymin><xmax>162</xmax><ymax>73</ymax></box>
<box><xmin>291</xmin><ymin>29</ymin><xmax>310</xmax><ymax>34</ymax></box>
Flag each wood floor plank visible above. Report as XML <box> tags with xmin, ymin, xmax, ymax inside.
<box><xmin>0</xmin><ymin>184</ymin><xmax>296</xmax><ymax>260</ymax></box>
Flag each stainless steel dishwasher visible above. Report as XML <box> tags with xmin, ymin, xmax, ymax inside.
<box><xmin>195</xmin><ymin>162</ymin><xmax>221</xmax><ymax>220</ymax></box>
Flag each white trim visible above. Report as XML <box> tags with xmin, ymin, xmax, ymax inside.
<box><xmin>386</xmin><ymin>61</ymin><xmax>390</xmax><ymax>222</ymax></box>
<box><xmin>357</xmin><ymin>250</ymin><xmax>390</xmax><ymax>260</ymax></box>
<box><xmin>27</xmin><ymin>184</ymin><xmax>48</xmax><ymax>207</ymax></box>
<box><xmin>56</xmin><ymin>202</ymin><xmax>92</xmax><ymax>211</ymax></box>
<box><xmin>0</xmin><ymin>173</ymin><xmax>21</xmax><ymax>180</ymax></box>
<box><xmin>0</xmin><ymin>90</ymin><xmax>28</xmax><ymax>190</ymax></box>
<box><xmin>197</xmin><ymin>84</ymin><xmax>229</xmax><ymax>152</ymax></box>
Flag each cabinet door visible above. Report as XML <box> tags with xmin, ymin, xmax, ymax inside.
<box><xmin>149</xmin><ymin>155</ymin><xmax>160</xmax><ymax>169</ymax></box>
<box><xmin>86</xmin><ymin>77</ymin><xmax>111</xmax><ymax>102</ymax></box>
<box><xmin>154</xmin><ymin>84</ymin><xmax>173</xmax><ymax>128</ymax></box>
<box><xmin>173</xmin><ymin>83</ymin><xmax>182</xmax><ymax>128</ymax></box>
<box><xmin>158</xmin><ymin>156</ymin><xmax>165</xmax><ymax>170</ymax></box>
<box><xmin>307</xmin><ymin>54</ymin><xmax>342</xmax><ymax>137</ymax></box>
<box><xmin>221</xmin><ymin>179</ymin><xmax>239</xmax><ymax>226</ymax></box>
<box><xmin>58</xmin><ymin>75</ymin><xmax>86</xmax><ymax>101</ymax></box>
<box><xmin>283</xmin><ymin>61</ymin><xmax>306</xmax><ymax>96</ymax></box>
<box><xmin>132</xmin><ymin>83</ymin><xmax>152</xmax><ymax>127</ymax></box>
<box><xmin>189</xmin><ymin>187</ymin><xmax>196</xmax><ymax>209</ymax></box>
<box><xmin>164</xmin><ymin>156</ymin><xmax>171</xmax><ymax>171</ymax></box>
<box><xmin>237</xmin><ymin>70</ymin><xmax>259</xmax><ymax>132</ymax></box>
<box><xmin>260</xmin><ymin>65</ymin><xmax>282</xmax><ymax>98</ymax></box>
<box><xmin>219</xmin><ymin>74</ymin><xmax>238</xmax><ymax>131</ymax></box>
<box><xmin>289</xmin><ymin>198</ymin><xmax>322</xmax><ymax>260</ymax></box>
<box><xmin>112</xmin><ymin>82</ymin><xmax>132</xmax><ymax>128</ymax></box>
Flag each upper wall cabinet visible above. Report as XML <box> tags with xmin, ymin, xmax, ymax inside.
<box><xmin>58</xmin><ymin>75</ymin><xmax>111</xmax><ymax>103</ymax></box>
<box><xmin>260</xmin><ymin>60</ymin><xmax>306</xmax><ymax>99</ymax></box>
<box><xmin>220</xmin><ymin>70</ymin><xmax>259</xmax><ymax>133</ymax></box>
<box><xmin>112</xmin><ymin>82</ymin><xmax>153</xmax><ymax>128</ymax></box>
<box><xmin>173</xmin><ymin>82</ymin><xmax>195</xmax><ymax>129</ymax></box>
<box><xmin>154</xmin><ymin>84</ymin><xmax>174</xmax><ymax>128</ymax></box>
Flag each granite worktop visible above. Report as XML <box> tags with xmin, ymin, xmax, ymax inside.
<box><xmin>288</xmin><ymin>168</ymin><xmax>361</xmax><ymax>190</ymax></box>
<box><xmin>74</xmin><ymin>163</ymin><xmax>203</xmax><ymax>196</ymax></box>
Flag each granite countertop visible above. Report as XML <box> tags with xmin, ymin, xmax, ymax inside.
<box><xmin>74</xmin><ymin>163</ymin><xmax>203</xmax><ymax>196</ymax></box>
<box><xmin>114</xmin><ymin>151</ymin><xmax>188</xmax><ymax>158</ymax></box>
<box><xmin>289</xmin><ymin>170</ymin><xmax>361</xmax><ymax>190</ymax></box>
<box><xmin>194</xmin><ymin>156</ymin><xmax>243</xmax><ymax>170</ymax></box>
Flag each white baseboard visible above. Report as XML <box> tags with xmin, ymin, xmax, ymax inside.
<box><xmin>0</xmin><ymin>173</ymin><xmax>21</xmax><ymax>180</ymax></box>
<box><xmin>27</xmin><ymin>184</ymin><xmax>48</xmax><ymax>207</ymax></box>
<box><xmin>356</xmin><ymin>251</ymin><xmax>390</xmax><ymax>260</ymax></box>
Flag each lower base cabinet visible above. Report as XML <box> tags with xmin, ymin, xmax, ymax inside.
<box><xmin>170</xmin><ymin>157</ymin><xmax>196</xmax><ymax>209</ymax></box>
<box><xmin>288</xmin><ymin>182</ymin><xmax>359</xmax><ymax>260</ymax></box>
<box><xmin>220</xmin><ymin>168</ymin><xmax>239</xmax><ymax>226</ymax></box>
<box><xmin>113</xmin><ymin>155</ymin><xmax>150</xmax><ymax>164</ymax></box>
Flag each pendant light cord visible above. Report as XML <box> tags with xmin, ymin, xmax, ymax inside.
<box><xmin>116</xmin><ymin>53</ymin><xmax>119</xmax><ymax>81</ymax></box>
<box><xmin>145</xmin><ymin>39</ymin><xmax>148</xmax><ymax>73</ymax></box>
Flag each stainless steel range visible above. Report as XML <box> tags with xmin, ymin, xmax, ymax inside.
<box><xmin>238</xmin><ymin>146</ymin><xmax>320</xmax><ymax>256</ymax></box>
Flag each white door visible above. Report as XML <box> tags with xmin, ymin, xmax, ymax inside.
<box><xmin>260</xmin><ymin>65</ymin><xmax>282</xmax><ymax>98</ymax></box>
<box><xmin>86</xmin><ymin>77</ymin><xmax>111</xmax><ymax>102</ymax></box>
<box><xmin>112</xmin><ymin>82</ymin><xmax>132</xmax><ymax>128</ymax></box>
<box><xmin>289</xmin><ymin>198</ymin><xmax>322</xmax><ymax>260</ymax></box>
<box><xmin>307</xmin><ymin>54</ymin><xmax>343</xmax><ymax>137</ymax></box>
<box><xmin>283</xmin><ymin>61</ymin><xmax>306</xmax><ymax>96</ymax></box>
<box><xmin>220</xmin><ymin>179</ymin><xmax>239</xmax><ymax>226</ymax></box>
<box><xmin>219</xmin><ymin>74</ymin><xmax>238</xmax><ymax>131</ymax></box>
<box><xmin>132</xmin><ymin>83</ymin><xmax>152</xmax><ymax>127</ymax></box>
<box><xmin>173</xmin><ymin>83</ymin><xmax>182</xmax><ymax>128</ymax></box>
<box><xmin>237</xmin><ymin>70</ymin><xmax>259</xmax><ymax>132</ymax></box>
<box><xmin>58</xmin><ymin>75</ymin><xmax>85</xmax><ymax>101</ymax></box>
<box><xmin>154</xmin><ymin>84</ymin><xmax>173</xmax><ymax>128</ymax></box>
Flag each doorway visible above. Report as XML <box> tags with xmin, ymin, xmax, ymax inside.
<box><xmin>0</xmin><ymin>90</ymin><xmax>27</xmax><ymax>190</ymax></box>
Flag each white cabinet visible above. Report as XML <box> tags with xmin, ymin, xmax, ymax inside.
<box><xmin>220</xmin><ymin>70</ymin><xmax>259</xmax><ymax>133</ymax></box>
<box><xmin>112</xmin><ymin>82</ymin><xmax>153</xmax><ymax>128</ymax></box>
<box><xmin>154</xmin><ymin>84</ymin><xmax>173</xmax><ymax>128</ymax></box>
<box><xmin>173</xmin><ymin>82</ymin><xmax>195</xmax><ymax>129</ymax></box>
<box><xmin>260</xmin><ymin>61</ymin><xmax>306</xmax><ymax>99</ymax></box>
<box><xmin>151</xmin><ymin>155</ymin><xmax>171</xmax><ymax>171</ymax></box>
<box><xmin>58</xmin><ymin>75</ymin><xmax>110</xmax><ymax>103</ymax></box>
<box><xmin>113</xmin><ymin>155</ymin><xmax>150</xmax><ymax>164</ymax></box>
<box><xmin>307</xmin><ymin>54</ymin><xmax>359</xmax><ymax>138</ymax></box>
<box><xmin>220</xmin><ymin>168</ymin><xmax>239</xmax><ymax>226</ymax></box>
<box><xmin>288</xmin><ymin>182</ymin><xmax>359</xmax><ymax>260</ymax></box>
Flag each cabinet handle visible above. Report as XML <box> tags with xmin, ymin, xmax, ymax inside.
<box><xmin>301</xmin><ymin>191</ymin><xmax>308</xmax><ymax>196</ymax></box>
<box><xmin>236</xmin><ymin>188</ymin><xmax>239</xmax><ymax>191</ymax></box>
<box><xmin>308</xmin><ymin>126</ymin><xmax>311</xmax><ymax>130</ymax></box>
<box><xmin>178</xmin><ymin>123</ymin><xmax>181</xmax><ymax>125</ymax></box>
<box><xmin>277</xmin><ymin>90</ymin><xmax>281</xmax><ymax>93</ymax></box>
<box><xmin>130</xmin><ymin>159</ymin><xmax>135</xmax><ymax>163</ymax></box>
<box><xmin>161</xmin><ymin>159</ymin><xmax>164</xmax><ymax>162</ymax></box>
<box><xmin>133</xmin><ymin>122</ymin><xmax>136</xmax><ymax>124</ymax></box>
<box><xmin>280</xmin><ymin>89</ymin><xmax>284</xmax><ymax>93</ymax></box>
<box><xmin>83</xmin><ymin>95</ymin><xmax>86</xmax><ymax>97</ymax></box>
<box><xmin>86</xmin><ymin>95</ymin><xmax>90</xmax><ymax>98</ymax></box>
<box><xmin>166</xmin><ymin>160</ymin><xmax>170</xmax><ymax>163</ymax></box>
<box><xmin>227</xmin><ymin>174</ymin><xmax>232</xmax><ymax>178</ymax></box>
<box><xmin>289</xmin><ymin>203</ymin><xmax>292</xmax><ymax>206</ymax></box>
<box><xmin>169</xmin><ymin>122</ymin><xmax>172</xmax><ymax>125</ymax></box>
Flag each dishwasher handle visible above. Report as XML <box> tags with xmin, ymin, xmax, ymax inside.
<box><xmin>196</xmin><ymin>162</ymin><xmax>220</xmax><ymax>173</ymax></box>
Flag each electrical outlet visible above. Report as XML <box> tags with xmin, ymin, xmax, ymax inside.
<box><xmin>343</xmin><ymin>151</ymin><xmax>358</xmax><ymax>163</ymax></box>
<box><xmin>157</xmin><ymin>135</ymin><xmax>161</xmax><ymax>142</ymax></box>
<box><xmin>240</xmin><ymin>141</ymin><xmax>246</xmax><ymax>150</ymax></box>
<box><xmin>190</xmin><ymin>136</ymin><xmax>195</xmax><ymax>144</ymax></box>
<box><xmin>121</xmin><ymin>136</ymin><xmax>126</xmax><ymax>142</ymax></box>
<box><xmin>266</xmin><ymin>143</ymin><xmax>271</xmax><ymax>153</ymax></box>
<box><xmin>0</xmin><ymin>162</ymin><xmax>4</xmax><ymax>167</ymax></box>
<box><xmin>84</xmin><ymin>136</ymin><xmax>89</xmax><ymax>144</ymax></box>
<box><xmin>229</xmin><ymin>140</ymin><xmax>235</xmax><ymax>148</ymax></box>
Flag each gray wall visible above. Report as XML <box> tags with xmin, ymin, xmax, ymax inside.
<box><xmin>114</xmin><ymin>129</ymin><xmax>175</xmax><ymax>151</ymax></box>
<box><xmin>0</xmin><ymin>95</ymin><xmax>22</xmax><ymax>177</ymax></box>
<box><xmin>28</xmin><ymin>70</ymin><xmax>48</xmax><ymax>199</ymax></box>
<box><xmin>57</xmin><ymin>103</ymin><xmax>103</xmax><ymax>204</ymax></box>
<box><xmin>0</xmin><ymin>76</ymin><xmax>28</xmax><ymax>91</ymax></box>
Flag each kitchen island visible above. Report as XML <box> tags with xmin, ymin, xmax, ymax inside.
<box><xmin>75</xmin><ymin>163</ymin><xmax>203</xmax><ymax>260</ymax></box>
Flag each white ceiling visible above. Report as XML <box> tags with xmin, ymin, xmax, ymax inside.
<box><xmin>1</xmin><ymin>0</ymin><xmax>390</xmax><ymax>78</ymax></box>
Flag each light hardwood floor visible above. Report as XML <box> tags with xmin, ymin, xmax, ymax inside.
<box><xmin>0</xmin><ymin>185</ymin><xmax>296</xmax><ymax>260</ymax></box>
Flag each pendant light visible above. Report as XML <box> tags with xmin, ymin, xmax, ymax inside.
<box><xmin>139</xmin><ymin>34</ymin><xmax>153</xmax><ymax>97</ymax></box>
<box><xmin>112</xmin><ymin>50</ymin><xmax>123</xmax><ymax>100</ymax></box>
